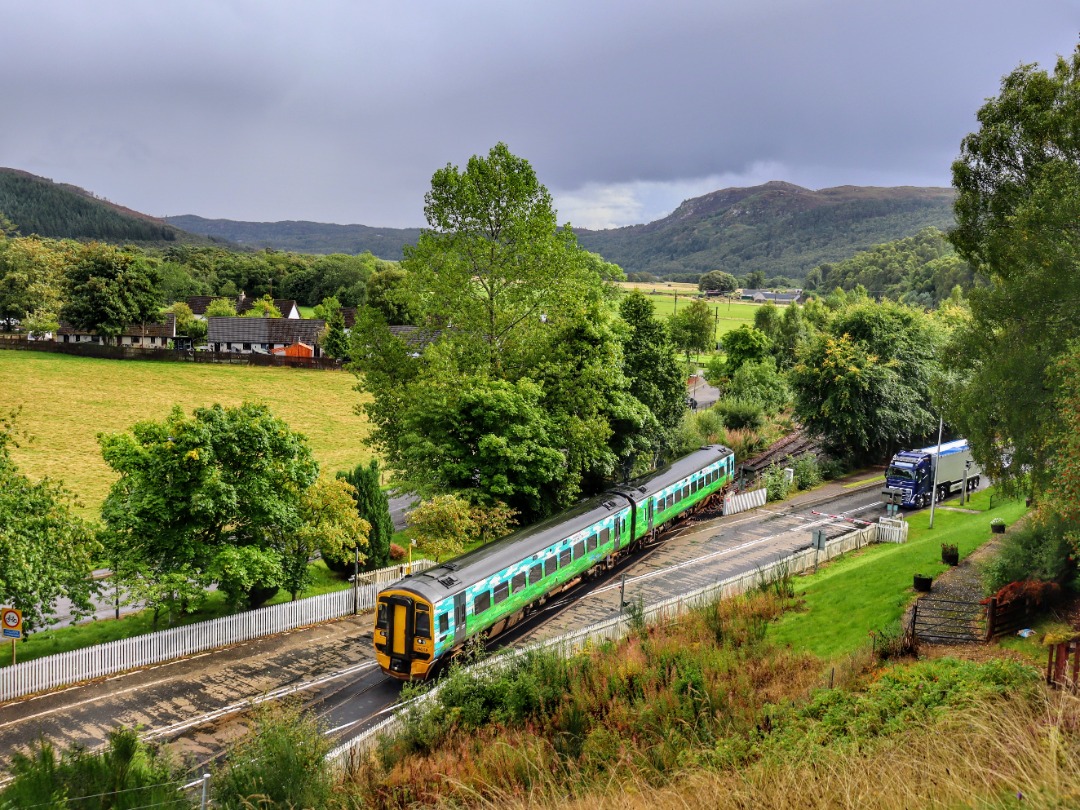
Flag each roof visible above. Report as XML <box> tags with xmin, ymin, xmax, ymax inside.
<box><xmin>615</xmin><ymin>445</ymin><xmax>732</xmax><ymax>501</ymax></box>
<box><xmin>58</xmin><ymin>313</ymin><xmax>176</xmax><ymax>338</ymax></box>
<box><xmin>341</xmin><ymin>307</ymin><xmax>358</xmax><ymax>329</ymax></box>
<box><xmin>388</xmin><ymin>325</ymin><xmax>443</xmax><ymax>348</ymax></box>
<box><xmin>207</xmin><ymin>317</ymin><xmax>325</xmax><ymax>345</ymax></box>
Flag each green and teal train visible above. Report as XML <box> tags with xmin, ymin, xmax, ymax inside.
<box><xmin>374</xmin><ymin>445</ymin><xmax>734</xmax><ymax>680</ymax></box>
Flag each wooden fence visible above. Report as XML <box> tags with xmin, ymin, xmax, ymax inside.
<box><xmin>328</xmin><ymin>521</ymin><xmax>887</xmax><ymax>764</ymax></box>
<box><xmin>0</xmin><ymin>335</ymin><xmax>343</xmax><ymax>370</ymax></box>
<box><xmin>0</xmin><ymin>560</ymin><xmax>435</xmax><ymax>703</ymax></box>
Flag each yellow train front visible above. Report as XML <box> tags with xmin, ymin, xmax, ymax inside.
<box><xmin>373</xmin><ymin>585</ymin><xmax>444</xmax><ymax>680</ymax></box>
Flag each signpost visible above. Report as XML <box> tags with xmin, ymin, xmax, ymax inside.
<box><xmin>3</xmin><ymin>607</ymin><xmax>23</xmax><ymax>665</ymax></box>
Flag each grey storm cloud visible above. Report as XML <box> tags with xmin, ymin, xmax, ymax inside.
<box><xmin>1</xmin><ymin>1</ymin><xmax>1076</xmax><ymax>229</ymax></box>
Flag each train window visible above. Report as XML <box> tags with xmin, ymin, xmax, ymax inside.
<box><xmin>376</xmin><ymin>603</ymin><xmax>388</xmax><ymax>629</ymax></box>
<box><xmin>666</xmin><ymin>494</ymin><xmax>675</xmax><ymax>509</ymax></box>
<box><xmin>595</xmin><ymin>530</ymin><xmax>605</xmax><ymax>549</ymax></box>
<box><xmin>415</xmin><ymin>609</ymin><xmax>431</xmax><ymax>638</ymax></box>
<box><xmin>574</xmin><ymin>541</ymin><xmax>585</xmax><ymax>559</ymax></box>
<box><xmin>493</xmin><ymin>582</ymin><xmax>509</xmax><ymax>604</ymax></box>
<box><xmin>545</xmin><ymin>556</ymin><xmax>557</xmax><ymax>576</ymax></box>
<box><xmin>530</xmin><ymin>563</ymin><xmax>543</xmax><ymax>584</ymax></box>
<box><xmin>559</xmin><ymin>548</ymin><xmax>572</xmax><ymax>567</ymax></box>
<box><xmin>438</xmin><ymin>613</ymin><xmax>449</xmax><ymax>634</ymax></box>
<box><xmin>512</xmin><ymin>572</ymin><xmax>526</xmax><ymax>593</ymax></box>
<box><xmin>474</xmin><ymin>591</ymin><xmax>491</xmax><ymax>615</ymax></box>
<box><xmin>683</xmin><ymin>486</ymin><xmax>690</xmax><ymax>500</ymax></box>
<box><xmin>614</xmin><ymin>518</ymin><xmax>621</xmax><ymax>538</ymax></box>
<box><xmin>455</xmin><ymin>602</ymin><xmax>466</xmax><ymax>625</ymax></box>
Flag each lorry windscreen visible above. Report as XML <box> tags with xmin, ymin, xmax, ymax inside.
<box><xmin>886</xmin><ymin>466</ymin><xmax>914</xmax><ymax>481</ymax></box>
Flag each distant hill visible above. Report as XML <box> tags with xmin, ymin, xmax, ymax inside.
<box><xmin>574</xmin><ymin>182</ymin><xmax>956</xmax><ymax>279</ymax></box>
<box><xmin>0</xmin><ymin>168</ymin><xmax>216</xmax><ymax>246</ymax></box>
<box><xmin>165</xmin><ymin>215</ymin><xmax>422</xmax><ymax>260</ymax></box>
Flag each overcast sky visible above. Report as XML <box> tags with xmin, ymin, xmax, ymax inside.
<box><xmin>3</xmin><ymin>2</ymin><xmax>1076</xmax><ymax>230</ymax></box>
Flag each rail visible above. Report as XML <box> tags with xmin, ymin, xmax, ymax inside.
<box><xmin>328</xmin><ymin>522</ymin><xmax>886</xmax><ymax>763</ymax></box>
<box><xmin>0</xmin><ymin>560</ymin><xmax>435</xmax><ymax>703</ymax></box>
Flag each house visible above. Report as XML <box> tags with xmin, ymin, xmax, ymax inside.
<box><xmin>206</xmin><ymin>316</ymin><xmax>326</xmax><ymax>355</ymax></box>
<box><xmin>739</xmin><ymin>289</ymin><xmax>804</xmax><ymax>305</ymax></box>
<box><xmin>56</xmin><ymin>314</ymin><xmax>177</xmax><ymax>348</ymax></box>
<box><xmin>186</xmin><ymin>293</ymin><xmax>301</xmax><ymax>320</ymax></box>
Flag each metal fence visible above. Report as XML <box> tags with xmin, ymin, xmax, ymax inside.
<box><xmin>328</xmin><ymin>522</ymin><xmax>884</xmax><ymax>764</ymax></box>
<box><xmin>0</xmin><ymin>560</ymin><xmax>434</xmax><ymax>704</ymax></box>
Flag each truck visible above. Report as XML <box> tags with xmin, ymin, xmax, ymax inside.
<box><xmin>883</xmin><ymin>439</ymin><xmax>982</xmax><ymax>509</ymax></box>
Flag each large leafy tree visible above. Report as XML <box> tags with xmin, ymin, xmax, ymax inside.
<box><xmin>668</xmin><ymin>298</ymin><xmax>714</xmax><ymax>361</ymax></box>
<box><xmin>0</xmin><ymin>236</ymin><xmax>75</xmax><ymax>334</ymax></box>
<box><xmin>402</xmin><ymin>141</ymin><xmax>590</xmax><ymax>374</ymax></box>
<box><xmin>791</xmin><ymin>302</ymin><xmax>942</xmax><ymax>461</ymax></box>
<box><xmin>619</xmin><ymin>291</ymin><xmax>687</xmax><ymax>460</ymax></box>
<box><xmin>61</xmin><ymin>242</ymin><xmax>162</xmax><ymax>342</ymax></box>
<box><xmin>0</xmin><ymin>412</ymin><xmax>99</xmax><ymax>632</ymax></box>
<box><xmin>99</xmin><ymin>403</ymin><xmax>324</xmax><ymax>609</ymax></box>
<box><xmin>942</xmin><ymin>46</ymin><xmax>1080</xmax><ymax>495</ymax></box>
<box><xmin>336</xmin><ymin>460</ymin><xmax>394</xmax><ymax>572</ymax></box>
<box><xmin>698</xmin><ymin>270</ymin><xmax>737</xmax><ymax>293</ymax></box>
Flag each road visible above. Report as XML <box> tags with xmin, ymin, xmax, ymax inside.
<box><xmin>0</xmin><ymin>473</ymin><xmax>893</xmax><ymax>776</ymax></box>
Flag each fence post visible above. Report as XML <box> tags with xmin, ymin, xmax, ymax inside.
<box><xmin>200</xmin><ymin>773</ymin><xmax>210</xmax><ymax>809</ymax></box>
<box><xmin>984</xmin><ymin>597</ymin><xmax>996</xmax><ymax>641</ymax></box>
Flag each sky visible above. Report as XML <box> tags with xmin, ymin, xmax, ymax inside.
<box><xmin>3</xmin><ymin>1</ymin><xmax>1077</xmax><ymax>230</ymax></box>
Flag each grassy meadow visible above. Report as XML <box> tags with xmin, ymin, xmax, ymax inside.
<box><xmin>0</xmin><ymin>351</ymin><xmax>373</xmax><ymax>516</ymax></box>
<box><xmin>616</xmin><ymin>281</ymin><xmax>762</xmax><ymax>338</ymax></box>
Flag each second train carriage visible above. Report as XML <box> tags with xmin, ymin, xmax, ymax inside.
<box><xmin>375</xmin><ymin>445</ymin><xmax>734</xmax><ymax>680</ymax></box>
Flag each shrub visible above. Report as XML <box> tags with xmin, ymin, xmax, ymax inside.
<box><xmin>761</xmin><ymin>463</ymin><xmax>792</xmax><ymax>502</ymax></box>
<box><xmin>714</xmin><ymin>397</ymin><xmax>765</xmax><ymax>430</ymax></box>
<box><xmin>818</xmin><ymin>455</ymin><xmax>850</xmax><ymax>481</ymax></box>
<box><xmin>982</xmin><ymin>515</ymin><xmax>1075</xmax><ymax>594</ymax></box>
<box><xmin>724</xmin><ymin>428</ymin><xmax>767</xmax><ymax>460</ymax></box>
<box><xmin>727</xmin><ymin>358</ymin><xmax>791</xmax><ymax>415</ymax></box>
<box><xmin>791</xmin><ymin>453</ymin><xmax>822</xmax><ymax>490</ymax></box>
<box><xmin>389</xmin><ymin>542</ymin><xmax>406</xmax><ymax>561</ymax></box>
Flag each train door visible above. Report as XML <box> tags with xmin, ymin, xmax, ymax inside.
<box><xmin>453</xmin><ymin>592</ymin><xmax>467</xmax><ymax>647</ymax></box>
<box><xmin>647</xmin><ymin>499</ymin><xmax>654</xmax><ymax>534</ymax></box>
<box><xmin>385</xmin><ymin>595</ymin><xmax>414</xmax><ymax>668</ymax></box>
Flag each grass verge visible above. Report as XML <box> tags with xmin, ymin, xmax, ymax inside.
<box><xmin>768</xmin><ymin>487</ymin><xmax>1028</xmax><ymax>658</ymax></box>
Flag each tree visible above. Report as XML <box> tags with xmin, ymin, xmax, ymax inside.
<box><xmin>168</xmin><ymin>300</ymin><xmax>207</xmax><ymax>343</ymax></box>
<box><xmin>402</xmin><ymin>141</ymin><xmax>589</xmax><ymax>374</ymax></box>
<box><xmin>619</xmin><ymin>291</ymin><xmax>687</xmax><ymax>458</ymax></box>
<box><xmin>407</xmin><ymin>494</ymin><xmax>476</xmax><ymax>562</ymax></box>
<box><xmin>241</xmin><ymin>293</ymin><xmax>282</xmax><ymax>318</ymax></box>
<box><xmin>470</xmin><ymin>500</ymin><xmax>518</xmax><ymax>545</ymax></box>
<box><xmin>0</xmin><ymin>236</ymin><xmax>72</xmax><ymax>332</ymax></box>
<box><xmin>283</xmin><ymin>475</ymin><xmax>369</xmax><ymax>599</ymax></box>
<box><xmin>336</xmin><ymin>460</ymin><xmax>394</xmax><ymax>572</ymax></box>
<box><xmin>698</xmin><ymin>270</ymin><xmax>737</xmax><ymax>293</ymax></box>
<box><xmin>99</xmin><ymin>403</ymin><xmax>319</xmax><ymax>610</ymax></box>
<box><xmin>314</xmin><ymin>297</ymin><xmax>348</xmax><ymax>359</ymax></box>
<box><xmin>753</xmin><ymin>301</ymin><xmax>781</xmax><ymax>343</ymax></box>
<box><xmin>205</xmin><ymin>296</ymin><xmax>237</xmax><ymax>317</ymax></box>
<box><xmin>668</xmin><ymin>298</ymin><xmax>713</xmax><ymax>361</ymax></box>
<box><xmin>942</xmin><ymin>46</ymin><xmax>1080</xmax><ymax>495</ymax></box>
<box><xmin>720</xmin><ymin>324</ymin><xmax>772</xmax><ymax>373</ymax></box>
<box><xmin>366</xmin><ymin>267</ymin><xmax>414</xmax><ymax>325</ymax></box>
<box><xmin>0</xmin><ymin>410</ymin><xmax>99</xmax><ymax>632</ymax></box>
<box><xmin>60</xmin><ymin>242</ymin><xmax>162</xmax><ymax>343</ymax></box>
<box><xmin>744</xmin><ymin>270</ymin><xmax>766</xmax><ymax>289</ymax></box>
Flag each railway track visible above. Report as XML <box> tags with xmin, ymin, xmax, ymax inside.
<box><xmin>739</xmin><ymin>429</ymin><xmax>818</xmax><ymax>478</ymax></box>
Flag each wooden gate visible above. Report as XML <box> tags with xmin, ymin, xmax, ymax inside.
<box><xmin>911</xmin><ymin>597</ymin><xmax>988</xmax><ymax>644</ymax></box>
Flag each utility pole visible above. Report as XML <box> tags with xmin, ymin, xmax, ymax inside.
<box><xmin>928</xmin><ymin>417</ymin><xmax>944</xmax><ymax>529</ymax></box>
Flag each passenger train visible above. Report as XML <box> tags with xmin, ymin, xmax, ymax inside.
<box><xmin>374</xmin><ymin>445</ymin><xmax>735</xmax><ymax>680</ymax></box>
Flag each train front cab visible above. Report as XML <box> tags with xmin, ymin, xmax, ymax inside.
<box><xmin>374</xmin><ymin>588</ymin><xmax>436</xmax><ymax>680</ymax></box>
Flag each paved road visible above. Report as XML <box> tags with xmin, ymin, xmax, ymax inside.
<box><xmin>0</xmin><ymin>471</ymin><xmax>893</xmax><ymax>775</ymax></box>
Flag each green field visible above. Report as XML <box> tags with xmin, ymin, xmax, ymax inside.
<box><xmin>616</xmin><ymin>282</ymin><xmax>763</xmax><ymax>340</ymax></box>
<box><xmin>0</xmin><ymin>351</ymin><xmax>373</xmax><ymax>516</ymax></box>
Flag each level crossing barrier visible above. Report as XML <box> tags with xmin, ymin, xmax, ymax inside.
<box><xmin>0</xmin><ymin>560</ymin><xmax>435</xmax><ymax>703</ymax></box>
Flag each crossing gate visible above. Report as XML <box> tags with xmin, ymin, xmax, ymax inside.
<box><xmin>911</xmin><ymin>596</ymin><xmax>988</xmax><ymax>644</ymax></box>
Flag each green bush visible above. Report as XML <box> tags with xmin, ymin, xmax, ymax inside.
<box><xmin>727</xmin><ymin>358</ymin><xmax>791</xmax><ymax>415</ymax></box>
<box><xmin>761</xmin><ymin>463</ymin><xmax>792</xmax><ymax>502</ymax></box>
<box><xmin>714</xmin><ymin>397</ymin><xmax>766</xmax><ymax>430</ymax></box>
<box><xmin>982</xmin><ymin>514</ymin><xmax>1075</xmax><ymax>594</ymax></box>
<box><xmin>791</xmin><ymin>453</ymin><xmax>823</xmax><ymax>490</ymax></box>
<box><xmin>212</xmin><ymin>701</ymin><xmax>334</xmax><ymax>810</ymax></box>
<box><xmin>1</xmin><ymin>728</ymin><xmax>189</xmax><ymax>810</ymax></box>
<box><xmin>818</xmin><ymin>456</ymin><xmax>850</xmax><ymax>481</ymax></box>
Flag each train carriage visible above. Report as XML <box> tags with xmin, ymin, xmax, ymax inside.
<box><xmin>375</xmin><ymin>445</ymin><xmax>734</xmax><ymax>680</ymax></box>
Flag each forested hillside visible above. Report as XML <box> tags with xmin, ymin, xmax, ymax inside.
<box><xmin>0</xmin><ymin>169</ymin><xmax>211</xmax><ymax>245</ymax></box>
<box><xmin>576</xmin><ymin>182</ymin><xmax>956</xmax><ymax>279</ymax></box>
<box><xmin>165</xmin><ymin>215</ymin><xmax>422</xmax><ymax>260</ymax></box>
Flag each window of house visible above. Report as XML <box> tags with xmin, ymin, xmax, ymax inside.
<box><xmin>474</xmin><ymin>591</ymin><xmax>491</xmax><ymax>614</ymax></box>
<box><xmin>493</xmin><ymin>581</ymin><xmax>509</xmax><ymax>604</ymax></box>
<box><xmin>512</xmin><ymin>572</ymin><xmax>526</xmax><ymax>593</ymax></box>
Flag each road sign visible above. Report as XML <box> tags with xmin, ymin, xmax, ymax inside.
<box><xmin>2</xmin><ymin>607</ymin><xmax>23</xmax><ymax>639</ymax></box>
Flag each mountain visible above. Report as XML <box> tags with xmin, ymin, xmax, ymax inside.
<box><xmin>574</xmin><ymin>181</ymin><xmax>956</xmax><ymax>279</ymax></box>
<box><xmin>0</xmin><ymin>168</ymin><xmax>216</xmax><ymax>246</ymax></box>
<box><xmin>165</xmin><ymin>215</ymin><xmax>422</xmax><ymax>260</ymax></box>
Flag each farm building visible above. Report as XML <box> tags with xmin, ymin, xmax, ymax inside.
<box><xmin>207</xmin><ymin>317</ymin><xmax>326</xmax><ymax>355</ymax></box>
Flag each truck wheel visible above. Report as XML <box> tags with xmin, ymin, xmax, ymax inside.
<box><xmin>937</xmin><ymin>485</ymin><xmax>947</xmax><ymax>503</ymax></box>
<box><xmin>972</xmin><ymin>475</ymin><xmax>980</xmax><ymax>489</ymax></box>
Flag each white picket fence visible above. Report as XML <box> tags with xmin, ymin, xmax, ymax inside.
<box><xmin>329</xmin><ymin>521</ymin><xmax>890</xmax><ymax>764</ymax></box>
<box><xmin>877</xmin><ymin>517</ymin><xmax>909</xmax><ymax>543</ymax></box>
<box><xmin>0</xmin><ymin>560</ymin><xmax>435</xmax><ymax>704</ymax></box>
<box><xmin>723</xmin><ymin>487</ymin><xmax>767</xmax><ymax>516</ymax></box>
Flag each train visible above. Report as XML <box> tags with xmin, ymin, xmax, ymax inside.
<box><xmin>374</xmin><ymin>444</ymin><xmax>735</xmax><ymax>680</ymax></box>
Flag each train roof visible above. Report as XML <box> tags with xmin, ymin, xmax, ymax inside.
<box><xmin>392</xmin><ymin>492</ymin><xmax>630</xmax><ymax>603</ymax></box>
<box><xmin>614</xmin><ymin>445</ymin><xmax>732</xmax><ymax>501</ymax></box>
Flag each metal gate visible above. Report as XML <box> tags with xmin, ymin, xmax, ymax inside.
<box><xmin>911</xmin><ymin>597</ymin><xmax>987</xmax><ymax>644</ymax></box>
